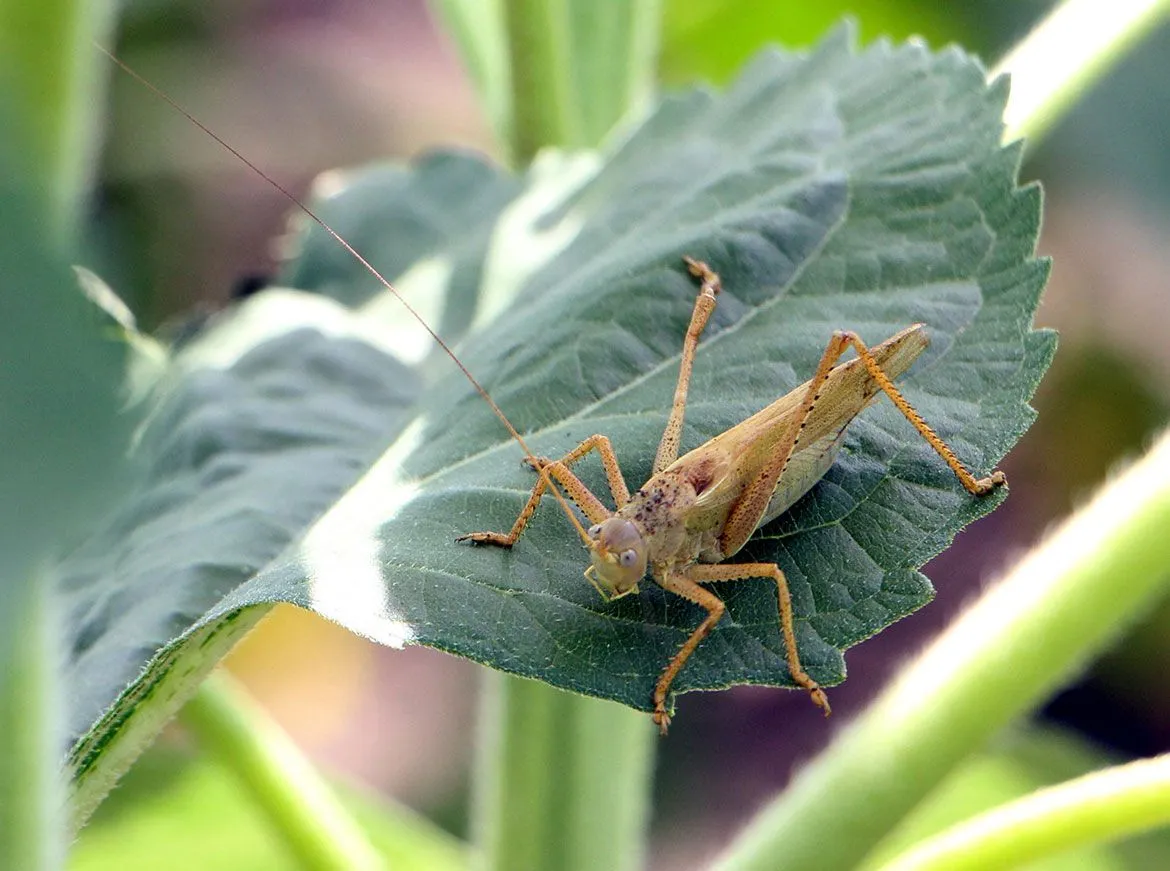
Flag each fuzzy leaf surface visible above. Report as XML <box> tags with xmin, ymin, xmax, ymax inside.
<box><xmin>67</xmin><ymin>29</ymin><xmax>1053</xmax><ymax>811</ymax></box>
<box><xmin>265</xmin><ymin>31</ymin><xmax>1053</xmax><ymax>709</ymax></box>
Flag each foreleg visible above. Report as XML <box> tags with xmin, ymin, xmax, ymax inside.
<box><xmin>458</xmin><ymin>434</ymin><xmax>630</xmax><ymax>547</ymax></box>
<box><xmin>653</xmin><ymin>257</ymin><xmax>722</xmax><ymax>474</ymax></box>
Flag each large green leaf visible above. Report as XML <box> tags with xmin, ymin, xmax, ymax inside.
<box><xmin>68</xmin><ymin>27</ymin><xmax>1052</xmax><ymax>820</ymax></box>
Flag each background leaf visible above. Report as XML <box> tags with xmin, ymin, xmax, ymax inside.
<box><xmin>68</xmin><ymin>28</ymin><xmax>1052</xmax><ymax>818</ymax></box>
<box><xmin>0</xmin><ymin>84</ymin><xmax>130</xmax><ymax>866</ymax></box>
<box><xmin>861</xmin><ymin>727</ymin><xmax>1170</xmax><ymax>871</ymax></box>
<box><xmin>659</xmin><ymin>0</ymin><xmax>973</xmax><ymax>86</ymax></box>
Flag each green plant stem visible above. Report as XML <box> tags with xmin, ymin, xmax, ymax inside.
<box><xmin>713</xmin><ymin>427</ymin><xmax>1170</xmax><ymax>871</ymax></box>
<box><xmin>874</xmin><ymin>753</ymin><xmax>1170</xmax><ymax>871</ymax></box>
<box><xmin>502</xmin><ymin>0</ymin><xmax>576</xmax><ymax>162</ymax></box>
<box><xmin>0</xmin><ymin>578</ymin><xmax>62</xmax><ymax>871</ymax></box>
<box><xmin>180</xmin><ymin>671</ymin><xmax>382</xmax><ymax>871</ymax></box>
<box><xmin>0</xmin><ymin>0</ymin><xmax>115</xmax><ymax>239</ymax></box>
<box><xmin>992</xmin><ymin>0</ymin><xmax>1170</xmax><ymax>147</ymax></box>
<box><xmin>498</xmin><ymin>0</ymin><xmax>660</xmax><ymax>164</ymax></box>
<box><xmin>563</xmin><ymin>1</ymin><xmax>661</xmax><ymax>151</ymax></box>
<box><xmin>472</xmin><ymin>673</ymin><xmax>654</xmax><ymax>871</ymax></box>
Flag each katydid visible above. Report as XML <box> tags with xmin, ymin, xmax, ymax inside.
<box><xmin>460</xmin><ymin>258</ymin><xmax>1005</xmax><ymax>733</ymax></box>
<box><xmin>102</xmin><ymin>48</ymin><xmax>1006</xmax><ymax>735</ymax></box>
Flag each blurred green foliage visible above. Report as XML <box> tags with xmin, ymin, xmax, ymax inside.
<box><xmin>661</xmin><ymin>0</ymin><xmax>979</xmax><ymax>84</ymax></box>
<box><xmin>70</xmin><ymin>746</ymin><xmax>466</xmax><ymax>871</ymax></box>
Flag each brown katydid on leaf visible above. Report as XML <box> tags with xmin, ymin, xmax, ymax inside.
<box><xmin>70</xmin><ymin>28</ymin><xmax>1051</xmax><ymax>820</ymax></box>
<box><xmin>460</xmin><ymin>257</ymin><xmax>1005</xmax><ymax>731</ymax></box>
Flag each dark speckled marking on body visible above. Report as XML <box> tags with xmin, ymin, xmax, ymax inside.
<box><xmin>626</xmin><ymin>470</ymin><xmax>696</xmax><ymax>543</ymax></box>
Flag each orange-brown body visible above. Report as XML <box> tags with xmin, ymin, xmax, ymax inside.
<box><xmin>629</xmin><ymin>325</ymin><xmax>928</xmax><ymax>575</ymax></box>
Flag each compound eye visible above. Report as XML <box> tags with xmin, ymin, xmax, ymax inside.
<box><xmin>588</xmin><ymin>523</ymin><xmax>602</xmax><ymax>539</ymax></box>
<box><xmin>619</xmin><ymin>549</ymin><xmax>639</xmax><ymax>568</ymax></box>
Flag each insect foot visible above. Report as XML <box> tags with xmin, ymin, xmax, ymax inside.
<box><xmin>455</xmin><ymin>531</ymin><xmax>516</xmax><ymax>547</ymax></box>
<box><xmin>972</xmin><ymin>469</ymin><xmax>1008</xmax><ymax>495</ymax></box>
<box><xmin>652</xmin><ymin>706</ymin><xmax>672</xmax><ymax>736</ymax></box>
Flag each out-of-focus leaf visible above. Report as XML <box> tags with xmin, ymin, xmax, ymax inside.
<box><xmin>63</xmin><ymin>295</ymin><xmax>425</xmax><ymax>824</ymax></box>
<box><xmin>0</xmin><ymin>107</ymin><xmax>131</xmax><ymax>871</ymax></box>
<box><xmin>660</xmin><ymin>0</ymin><xmax>975</xmax><ymax>85</ymax></box>
<box><xmin>280</xmin><ymin>152</ymin><xmax>523</xmax><ymax>312</ymax></box>
<box><xmin>69</xmin><ymin>747</ymin><xmax>466</xmax><ymax>871</ymax></box>
<box><xmin>862</xmin><ymin>728</ymin><xmax>1170</xmax><ymax>871</ymax></box>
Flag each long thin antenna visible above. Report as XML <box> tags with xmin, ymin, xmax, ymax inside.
<box><xmin>97</xmin><ymin>43</ymin><xmax>592</xmax><ymax>546</ymax></box>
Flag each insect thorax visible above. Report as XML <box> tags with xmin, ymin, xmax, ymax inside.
<box><xmin>618</xmin><ymin>469</ymin><xmax>706</xmax><ymax>568</ymax></box>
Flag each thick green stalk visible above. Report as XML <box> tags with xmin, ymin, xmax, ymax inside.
<box><xmin>874</xmin><ymin>753</ymin><xmax>1170</xmax><ymax>871</ymax></box>
<box><xmin>472</xmin><ymin>673</ymin><xmax>654</xmax><ymax>871</ymax></box>
<box><xmin>180</xmin><ymin>672</ymin><xmax>382</xmax><ymax>871</ymax></box>
<box><xmin>561</xmin><ymin>1</ymin><xmax>660</xmax><ymax>150</ymax></box>
<box><xmin>0</xmin><ymin>0</ymin><xmax>115</xmax><ymax>239</ymax></box>
<box><xmin>0</xmin><ymin>579</ymin><xmax>63</xmax><ymax>871</ymax></box>
<box><xmin>435</xmin><ymin>0</ymin><xmax>660</xmax><ymax>164</ymax></box>
<box><xmin>714</xmin><ymin>428</ymin><xmax>1170</xmax><ymax>871</ymax></box>
<box><xmin>502</xmin><ymin>0</ymin><xmax>576</xmax><ymax>161</ymax></box>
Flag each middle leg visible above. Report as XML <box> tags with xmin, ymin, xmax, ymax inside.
<box><xmin>654</xmin><ymin>561</ymin><xmax>830</xmax><ymax>733</ymax></box>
